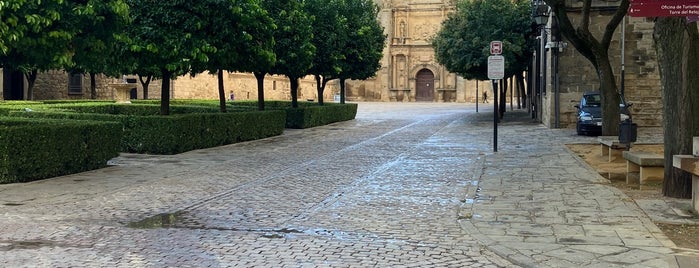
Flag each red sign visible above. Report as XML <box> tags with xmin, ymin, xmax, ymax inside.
<box><xmin>490</xmin><ymin>41</ymin><xmax>502</xmax><ymax>55</ymax></box>
<box><xmin>629</xmin><ymin>1</ymin><xmax>699</xmax><ymax>17</ymax></box>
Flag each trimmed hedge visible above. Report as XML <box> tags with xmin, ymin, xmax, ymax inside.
<box><xmin>0</xmin><ymin>117</ymin><xmax>122</xmax><ymax>183</ymax></box>
<box><xmin>11</xmin><ymin>104</ymin><xmax>286</xmax><ymax>154</ymax></box>
<box><xmin>119</xmin><ymin>110</ymin><xmax>285</xmax><ymax>154</ymax></box>
<box><xmin>285</xmin><ymin>103</ymin><xmax>358</xmax><ymax>128</ymax></box>
<box><xmin>231</xmin><ymin>100</ymin><xmax>358</xmax><ymax>128</ymax></box>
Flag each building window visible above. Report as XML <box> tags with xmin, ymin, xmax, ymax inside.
<box><xmin>68</xmin><ymin>73</ymin><xmax>83</xmax><ymax>94</ymax></box>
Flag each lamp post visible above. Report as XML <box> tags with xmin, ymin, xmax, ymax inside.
<box><xmin>533</xmin><ymin>2</ymin><xmax>549</xmax><ymax>122</ymax></box>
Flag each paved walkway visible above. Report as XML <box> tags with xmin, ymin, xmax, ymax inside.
<box><xmin>0</xmin><ymin>102</ymin><xmax>697</xmax><ymax>267</ymax></box>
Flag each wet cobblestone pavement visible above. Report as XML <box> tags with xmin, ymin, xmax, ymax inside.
<box><xmin>0</xmin><ymin>102</ymin><xmax>695</xmax><ymax>267</ymax></box>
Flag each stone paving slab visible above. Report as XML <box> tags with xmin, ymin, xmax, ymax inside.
<box><xmin>0</xmin><ymin>102</ymin><xmax>697</xmax><ymax>267</ymax></box>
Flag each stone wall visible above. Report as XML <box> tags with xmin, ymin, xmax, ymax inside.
<box><xmin>33</xmin><ymin>71</ymin><xmax>120</xmax><ymax>100</ymax></box>
<box><xmin>169</xmin><ymin>73</ymin><xmax>337</xmax><ymax>102</ymax></box>
<box><xmin>541</xmin><ymin>1</ymin><xmax>662</xmax><ymax>129</ymax></box>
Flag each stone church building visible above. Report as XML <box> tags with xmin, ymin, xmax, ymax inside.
<box><xmin>1</xmin><ymin>0</ymin><xmax>663</xmax><ymax>130</ymax></box>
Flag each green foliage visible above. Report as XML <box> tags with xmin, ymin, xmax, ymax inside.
<box><xmin>337</xmin><ymin>0</ymin><xmax>386</xmax><ymax>81</ymax></box>
<box><xmin>0</xmin><ymin>117</ymin><xmax>122</xmax><ymax>183</ymax></box>
<box><xmin>432</xmin><ymin>0</ymin><xmax>532</xmax><ymax>80</ymax></box>
<box><xmin>285</xmin><ymin>103</ymin><xmax>358</xmax><ymax>128</ymax></box>
<box><xmin>69</xmin><ymin>0</ymin><xmax>131</xmax><ymax>78</ymax></box>
<box><xmin>123</xmin><ymin>0</ymin><xmax>218</xmax><ymax>113</ymax></box>
<box><xmin>191</xmin><ymin>0</ymin><xmax>276</xmax><ymax>75</ymax></box>
<box><xmin>263</xmin><ymin>0</ymin><xmax>316</xmax><ymax>79</ymax></box>
<box><xmin>118</xmin><ymin>111</ymin><xmax>285</xmax><ymax>154</ymax></box>
<box><xmin>10</xmin><ymin>103</ymin><xmax>286</xmax><ymax>154</ymax></box>
<box><xmin>305</xmin><ymin>0</ymin><xmax>346</xmax><ymax>79</ymax></box>
<box><xmin>54</xmin><ymin>103</ymin><xmax>219</xmax><ymax>115</ymax></box>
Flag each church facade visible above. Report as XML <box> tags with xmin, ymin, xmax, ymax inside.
<box><xmin>345</xmin><ymin>0</ymin><xmax>479</xmax><ymax>102</ymax></box>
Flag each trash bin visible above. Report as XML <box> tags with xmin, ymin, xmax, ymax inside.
<box><xmin>619</xmin><ymin>120</ymin><xmax>637</xmax><ymax>144</ymax></box>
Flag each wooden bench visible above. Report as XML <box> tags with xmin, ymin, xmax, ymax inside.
<box><xmin>599</xmin><ymin>137</ymin><xmax>630</xmax><ymax>162</ymax></box>
<box><xmin>623</xmin><ymin>151</ymin><xmax>664</xmax><ymax>185</ymax></box>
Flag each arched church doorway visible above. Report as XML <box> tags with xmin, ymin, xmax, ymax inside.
<box><xmin>415</xmin><ymin>69</ymin><xmax>434</xmax><ymax>102</ymax></box>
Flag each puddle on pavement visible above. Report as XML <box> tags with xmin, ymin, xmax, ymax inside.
<box><xmin>127</xmin><ymin>212</ymin><xmax>183</xmax><ymax>229</ymax></box>
<box><xmin>0</xmin><ymin>240</ymin><xmax>64</xmax><ymax>251</ymax></box>
<box><xmin>558</xmin><ymin>237</ymin><xmax>587</xmax><ymax>244</ymax></box>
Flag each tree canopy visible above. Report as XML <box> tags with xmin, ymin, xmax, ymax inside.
<box><xmin>336</xmin><ymin>0</ymin><xmax>386</xmax><ymax>103</ymax></box>
<box><xmin>0</xmin><ymin>0</ymin><xmax>129</xmax><ymax>99</ymax></box>
<box><xmin>189</xmin><ymin>0</ymin><xmax>276</xmax><ymax>112</ymax></box>
<box><xmin>431</xmin><ymin>0</ymin><xmax>532</xmax><ymax>81</ymax></box>
<box><xmin>263</xmin><ymin>0</ymin><xmax>316</xmax><ymax>108</ymax></box>
<box><xmin>125</xmin><ymin>0</ymin><xmax>217</xmax><ymax>115</ymax></box>
<box><xmin>305</xmin><ymin>0</ymin><xmax>346</xmax><ymax>105</ymax></box>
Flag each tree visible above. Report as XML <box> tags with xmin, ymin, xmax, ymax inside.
<box><xmin>543</xmin><ymin>0</ymin><xmax>629</xmax><ymax>136</ymax></box>
<box><xmin>190</xmin><ymin>0</ymin><xmax>275</xmax><ymax>113</ymax></box>
<box><xmin>253</xmin><ymin>0</ymin><xmax>314</xmax><ymax>109</ymax></box>
<box><xmin>68</xmin><ymin>0</ymin><xmax>130</xmax><ymax>99</ymax></box>
<box><xmin>653</xmin><ymin>18</ymin><xmax>699</xmax><ymax>198</ymax></box>
<box><xmin>336</xmin><ymin>0</ymin><xmax>386</xmax><ymax>104</ymax></box>
<box><xmin>125</xmin><ymin>0</ymin><xmax>215</xmax><ymax>115</ymax></box>
<box><xmin>433</xmin><ymin>0</ymin><xmax>530</xmax><ymax>80</ymax></box>
<box><xmin>272</xmin><ymin>0</ymin><xmax>315</xmax><ymax>108</ymax></box>
<box><xmin>432</xmin><ymin>0</ymin><xmax>531</xmax><ymax>116</ymax></box>
<box><xmin>0</xmin><ymin>0</ymin><xmax>75</xmax><ymax>99</ymax></box>
<box><xmin>305</xmin><ymin>0</ymin><xmax>345</xmax><ymax>105</ymax></box>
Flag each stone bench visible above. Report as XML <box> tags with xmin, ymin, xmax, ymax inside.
<box><xmin>623</xmin><ymin>151</ymin><xmax>664</xmax><ymax>185</ymax></box>
<box><xmin>599</xmin><ymin>136</ymin><xmax>630</xmax><ymax>162</ymax></box>
<box><xmin>673</xmin><ymin>137</ymin><xmax>699</xmax><ymax>214</ymax></box>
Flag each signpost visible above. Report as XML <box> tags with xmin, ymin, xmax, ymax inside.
<box><xmin>629</xmin><ymin>0</ymin><xmax>699</xmax><ymax>17</ymax></box>
<box><xmin>488</xmin><ymin>41</ymin><xmax>504</xmax><ymax>152</ymax></box>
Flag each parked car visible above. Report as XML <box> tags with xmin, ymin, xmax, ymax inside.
<box><xmin>574</xmin><ymin>92</ymin><xmax>632</xmax><ymax>136</ymax></box>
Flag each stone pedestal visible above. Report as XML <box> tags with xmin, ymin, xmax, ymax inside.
<box><xmin>108</xmin><ymin>83</ymin><xmax>135</xmax><ymax>103</ymax></box>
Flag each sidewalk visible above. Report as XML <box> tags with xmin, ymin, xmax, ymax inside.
<box><xmin>458</xmin><ymin>108</ymin><xmax>699</xmax><ymax>267</ymax></box>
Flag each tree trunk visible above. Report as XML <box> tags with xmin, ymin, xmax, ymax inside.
<box><xmin>217</xmin><ymin>69</ymin><xmax>227</xmax><ymax>113</ymax></box>
<box><xmin>89</xmin><ymin>72</ymin><xmax>97</xmax><ymax>99</ymax></box>
<box><xmin>254</xmin><ymin>72</ymin><xmax>266</xmax><ymax>111</ymax></box>
<box><xmin>24</xmin><ymin>69</ymin><xmax>37</xmax><ymax>100</ymax></box>
<box><xmin>340</xmin><ymin>78</ymin><xmax>346</xmax><ymax>104</ymax></box>
<box><xmin>138</xmin><ymin>74</ymin><xmax>151</xmax><ymax>100</ymax></box>
<box><xmin>499</xmin><ymin>78</ymin><xmax>506</xmax><ymax>119</ymax></box>
<box><xmin>654</xmin><ymin>18</ymin><xmax>699</xmax><ymax>198</ymax></box>
<box><xmin>545</xmin><ymin>0</ymin><xmax>627</xmax><ymax>135</ymax></box>
<box><xmin>289</xmin><ymin>76</ymin><xmax>299</xmax><ymax>108</ymax></box>
<box><xmin>517</xmin><ymin>72</ymin><xmax>526</xmax><ymax>109</ymax></box>
<box><xmin>160</xmin><ymin>71</ymin><xmax>171</xmax><ymax>115</ymax></box>
<box><xmin>509</xmin><ymin>77</ymin><xmax>513</xmax><ymax>111</ymax></box>
<box><xmin>315</xmin><ymin>74</ymin><xmax>324</xmax><ymax>106</ymax></box>
<box><xmin>527</xmin><ymin>66</ymin><xmax>534</xmax><ymax>117</ymax></box>
<box><xmin>597</xmin><ymin>56</ymin><xmax>621</xmax><ymax>136</ymax></box>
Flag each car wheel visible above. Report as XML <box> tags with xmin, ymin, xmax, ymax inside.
<box><xmin>576</xmin><ymin>123</ymin><xmax>584</xmax><ymax>136</ymax></box>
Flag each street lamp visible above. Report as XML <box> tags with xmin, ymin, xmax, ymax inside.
<box><xmin>533</xmin><ymin>4</ymin><xmax>549</xmax><ymax>27</ymax></box>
